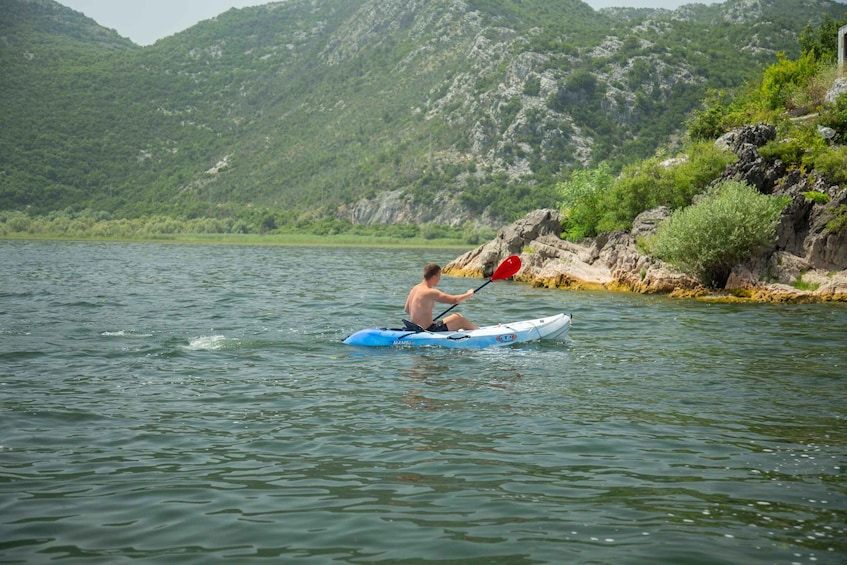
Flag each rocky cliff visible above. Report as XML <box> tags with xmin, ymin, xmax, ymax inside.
<box><xmin>444</xmin><ymin>124</ymin><xmax>847</xmax><ymax>303</ymax></box>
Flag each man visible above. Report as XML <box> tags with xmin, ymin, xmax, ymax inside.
<box><xmin>404</xmin><ymin>263</ymin><xmax>479</xmax><ymax>332</ymax></box>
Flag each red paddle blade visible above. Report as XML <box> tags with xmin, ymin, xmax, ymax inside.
<box><xmin>491</xmin><ymin>255</ymin><xmax>521</xmax><ymax>281</ymax></box>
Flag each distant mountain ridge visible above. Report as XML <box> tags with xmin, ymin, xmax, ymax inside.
<box><xmin>1</xmin><ymin>0</ymin><xmax>844</xmax><ymax>226</ymax></box>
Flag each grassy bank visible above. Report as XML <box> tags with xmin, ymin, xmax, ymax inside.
<box><xmin>0</xmin><ymin>210</ymin><xmax>493</xmax><ymax>249</ymax></box>
<box><xmin>0</xmin><ymin>231</ymin><xmax>473</xmax><ymax>248</ymax></box>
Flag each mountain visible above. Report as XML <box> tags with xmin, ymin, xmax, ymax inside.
<box><xmin>1</xmin><ymin>0</ymin><xmax>845</xmax><ymax>227</ymax></box>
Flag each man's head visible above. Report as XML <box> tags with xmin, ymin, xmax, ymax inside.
<box><xmin>423</xmin><ymin>263</ymin><xmax>441</xmax><ymax>281</ymax></box>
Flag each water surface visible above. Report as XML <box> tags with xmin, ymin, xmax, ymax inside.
<box><xmin>1</xmin><ymin>241</ymin><xmax>845</xmax><ymax>563</ymax></box>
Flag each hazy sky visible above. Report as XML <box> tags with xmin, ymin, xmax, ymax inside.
<box><xmin>58</xmin><ymin>0</ymin><xmax>727</xmax><ymax>46</ymax></box>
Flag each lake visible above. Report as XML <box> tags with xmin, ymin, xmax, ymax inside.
<box><xmin>1</xmin><ymin>240</ymin><xmax>845</xmax><ymax>564</ymax></box>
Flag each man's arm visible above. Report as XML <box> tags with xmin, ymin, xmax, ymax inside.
<box><xmin>433</xmin><ymin>288</ymin><xmax>474</xmax><ymax>304</ymax></box>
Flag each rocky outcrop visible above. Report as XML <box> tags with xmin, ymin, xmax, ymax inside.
<box><xmin>445</xmin><ymin>124</ymin><xmax>847</xmax><ymax>303</ymax></box>
<box><xmin>715</xmin><ymin>123</ymin><xmax>784</xmax><ymax>194</ymax></box>
<box><xmin>443</xmin><ymin>208</ymin><xmax>563</xmax><ymax>277</ymax></box>
<box><xmin>445</xmin><ymin>207</ymin><xmax>702</xmax><ymax>295</ymax></box>
<box><xmin>772</xmin><ymin>175</ymin><xmax>847</xmax><ymax>271</ymax></box>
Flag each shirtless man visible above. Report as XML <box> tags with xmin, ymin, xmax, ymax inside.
<box><xmin>404</xmin><ymin>263</ymin><xmax>479</xmax><ymax>332</ymax></box>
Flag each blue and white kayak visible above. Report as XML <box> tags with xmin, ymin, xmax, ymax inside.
<box><xmin>343</xmin><ymin>313</ymin><xmax>571</xmax><ymax>348</ymax></box>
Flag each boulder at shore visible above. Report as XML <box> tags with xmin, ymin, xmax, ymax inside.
<box><xmin>444</xmin><ymin>125</ymin><xmax>847</xmax><ymax>303</ymax></box>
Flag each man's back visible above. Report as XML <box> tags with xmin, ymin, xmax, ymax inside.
<box><xmin>404</xmin><ymin>282</ymin><xmax>437</xmax><ymax>328</ymax></box>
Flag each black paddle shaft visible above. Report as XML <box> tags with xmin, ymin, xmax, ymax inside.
<box><xmin>433</xmin><ymin>278</ymin><xmax>493</xmax><ymax>321</ymax></box>
<box><xmin>431</xmin><ymin>255</ymin><xmax>521</xmax><ymax>322</ymax></box>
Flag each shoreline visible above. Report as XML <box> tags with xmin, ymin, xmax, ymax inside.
<box><xmin>5</xmin><ymin>231</ymin><xmax>844</xmax><ymax>305</ymax></box>
<box><xmin>0</xmin><ymin>233</ymin><xmax>473</xmax><ymax>249</ymax></box>
<box><xmin>443</xmin><ymin>209</ymin><xmax>847</xmax><ymax>305</ymax></box>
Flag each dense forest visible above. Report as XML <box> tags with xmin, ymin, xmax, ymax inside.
<box><xmin>1</xmin><ymin>0</ymin><xmax>845</xmax><ymax>238</ymax></box>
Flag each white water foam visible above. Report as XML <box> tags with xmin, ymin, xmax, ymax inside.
<box><xmin>101</xmin><ymin>330</ymin><xmax>154</xmax><ymax>338</ymax></box>
<box><xmin>184</xmin><ymin>335</ymin><xmax>237</xmax><ymax>351</ymax></box>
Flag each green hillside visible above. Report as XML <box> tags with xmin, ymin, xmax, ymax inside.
<box><xmin>1</xmin><ymin>0</ymin><xmax>845</xmax><ymax>231</ymax></box>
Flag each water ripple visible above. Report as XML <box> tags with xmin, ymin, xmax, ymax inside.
<box><xmin>0</xmin><ymin>241</ymin><xmax>845</xmax><ymax>563</ymax></box>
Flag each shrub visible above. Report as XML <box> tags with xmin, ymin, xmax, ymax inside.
<box><xmin>807</xmin><ymin>145</ymin><xmax>847</xmax><ymax>185</ymax></box>
<box><xmin>687</xmin><ymin>89</ymin><xmax>735</xmax><ymax>140</ymax></box>
<box><xmin>462</xmin><ymin>223</ymin><xmax>496</xmax><ymax>245</ymax></box>
<box><xmin>4</xmin><ymin>213</ymin><xmax>32</xmax><ymax>232</ymax></box>
<box><xmin>647</xmin><ymin>180</ymin><xmax>788</xmax><ymax>288</ymax></box>
<box><xmin>523</xmin><ymin>76</ymin><xmax>541</xmax><ymax>97</ymax></box>
<box><xmin>687</xmin><ymin>83</ymin><xmax>779</xmax><ymax>141</ymax></box>
<box><xmin>556</xmin><ymin>163</ymin><xmax>615</xmax><ymax>240</ymax></box>
<box><xmin>594</xmin><ymin>142</ymin><xmax>734</xmax><ymax>233</ymax></box>
<box><xmin>758</xmin><ymin>138</ymin><xmax>806</xmax><ymax>167</ymax></box>
<box><xmin>420</xmin><ymin>222</ymin><xmax>452</xmax><ymax>240</ymax></box>
<box><xmin>760</xmin><ymin>52</ymin><xmax>817</xmax><ymax>111</ymax></box>
<box><xmin>827</xmin><ymin>205</ymin><xmax>847</xmax><ymax>234</ymax></box>
<box><xmin>790</xmin><ymin>64</ymin><xmax>838</xmax><ymax>110</ymax></box>
<box><xmin>802</xmin><ymin>191</ymin><xmax>830</xmax><ymax>204</ymax></box>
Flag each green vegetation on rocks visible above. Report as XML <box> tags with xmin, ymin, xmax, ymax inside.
<box><xmin>557</xmin><ymin>141</ymin><xmax>734</xmax><ymax>240</ymax></box>
<box><xmin>646</xmin><ymin>180</ymin><xmax>789</xmax><ymax>288</ymax></box>
<box><xmin>551</xmin><ymin>12</ymin><xmax>847</xmax><ymax>286</ymax></box>
<box><xmin>828</xmin><ymin>205</ymin><xmax>847</xmax><ymax>235</ymax></box>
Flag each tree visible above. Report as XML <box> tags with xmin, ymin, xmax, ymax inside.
<box><xmin>799</xmin><ymin>14</ymin><xmax>847</xmax><ymax>63</ymax></box>
<box><xmin>556</xmin><ymin>164</ymin><xmax>614</xmax><ymax>240</ymax></box>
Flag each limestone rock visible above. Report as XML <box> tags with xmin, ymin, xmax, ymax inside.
<box><xmin>815</xmin><ymin>271</ymin><xmax>847</xmax><ymax>301</ymax></box>
<box><xmin>444</xmin><ymin>208</ymin><xmax>699</xmax><ymax>294</ymax></box>
<box><xmin>768</xmin><ymin>251</ymin><xmax>812</xmax><ymax>285</ymax></box>
<box><xmin>445</xmin><ymin>209</ymin><xmax>563</xmax><ymax>278</ymax></box>
<box><xmin>715</xmin><ymin>122</ymin><xmax>776</xmax><ymax>152</ymax></box>
<box><xmin>630</xmin><ymin>206</ymin><xmax>670</xmax><ymax>238</ymax></box>
<box><xmin>715</xmin><ymin>123</ymin><xmax>782</xmax><ymax>193</ymax></box>
<box><xmin>445</xmin><ymin>204</ymin><xmax>847</xmax><ymax>303</ymax></box>
<box><xmin>825</xmin><ymin>77</ymin><xmax>847</xmax><ymax>105</ymax></box>
<box><xmin>347</xmin><ymin>189</ymin><xmax>479</xmax><ymax>227</ymax></box>
<box><xmin>805</xmin><ymin>189</ymin><xmax>847</xmax><ymax>270</ymax></box>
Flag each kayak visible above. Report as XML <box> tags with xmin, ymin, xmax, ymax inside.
<box><xmin>342</xmin><ymin>313</ymin><xmax>571</xmax><ymax>348</ymax></box>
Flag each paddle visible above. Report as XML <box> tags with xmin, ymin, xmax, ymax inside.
<box><xmin>433</xmin><ymin>254</ymin><xmax>522</xmax><ymax>321</ymax></box>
